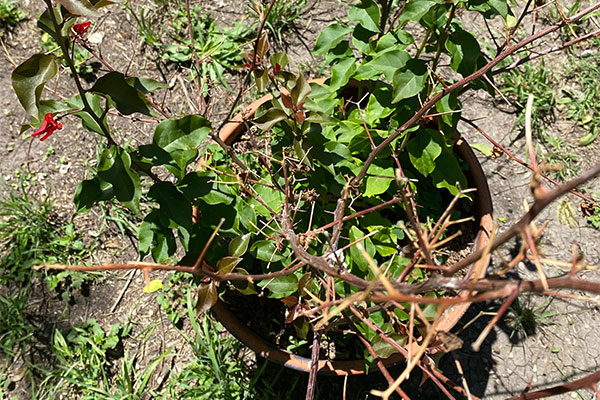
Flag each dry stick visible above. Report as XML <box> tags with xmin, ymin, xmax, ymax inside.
<box><xmin>351</xmin><ymin>1</ymin><xmax>600</xmax><ymax>187</ymax></box>
<box><xmin>304</xmin><ymin>330</ymin><xmax>322</xmax><ymax>400</ymax></box>
<box><xmin>347</xmin><ymin>305</ymin><xmax>466</xmax><ymax>400</ymax></box>
<box><xmin>507</xmin><ymin>369</ymin><xmax>600</xmax><ymax>400</ymax></box>
<box><xmin>495</xmin><ymin>28</ymin><xmax>600</xmax><ymax>75</ymax></box>
<box><xmin>452</xmin><ymin>353</ymin><xmax>473</xmax><ymax>400</ymax></box>
<box><xmin>395</xmin><ymin>169</ymin><xmax>434</xmax><ymax>266</ymax></box>
<box><xmin>471</xmin><ymin>286</ymin><xmax>518</xmax><ymax>352</ymax></box>
<box><xmin>460</xmin><ymin>118</ymin><xmax>595</xmax><ymax>203</ymax></box>
<box><xmin>445</xmin><ymin>161</ymin><xmax>600</xmax><ymax>275</ymax></box>
<box><xmin>525</xmin><ymin>94</ymin><xmax>538</xmax><ymax>171</ymax></box>
<box><xmin>37</xmin><ymin>257</ymin><xmax>305</xmax><ymax>284</ymax></box>
<box><xmin>371</xmin><ymin>308</ymin><xmax>445</xmax><ymax>400</ymax></box>
<box><xmin>341</xmin><ymin>312</ymin><xmax>412</xmax><ymax>400</ymax></box>
<box><xmin>193</xmin><ymin>218</ymin><xmax>225</xmax><ymax>271</ymax></box>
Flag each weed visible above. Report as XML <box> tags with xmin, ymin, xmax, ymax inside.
<box><xmin>0</xmin><ymin>178</ymin><xmax>98</xmax><ymax>396</ymax></box>
<box><xmin>36</xmin><ymin>319</ymin><xmax>130</xmax><ymax>398</ymax></box>
<box><xmin>167</xmin><ymin>286</ymin><xmax>261</xmax><ymax>399</ymax></box>
<box><xmin>0</xmin><ymin>0</ymin><xmax>25</xmax><ymax>29</ymax></box>
<box><xmin>502</xmin><ymin>61</ymin><xmax>556</xmax><ymax>132</ymax></box>
<box><xmin>504</xmin><ymin>296</ymin><xmax>553</xmax><ymax>339</ymax></box>
<box><xmin>247</xmin><ymin>0</ymin><xmax>307</xmax><ymax>45</ymax></box>
<box><xmin>559</xmin><ymin>37</ymin><xmax>600</xmax><ymax>147</ymax></box>
<box><xmin>538</xmin><ymin>133</ymin><xmax>581</xmax><ymax>181</ymax></box>
<box><xmin>127</xmin><ymin>1</ymin><xmax>251</xmax><ymax>93</ymax></box>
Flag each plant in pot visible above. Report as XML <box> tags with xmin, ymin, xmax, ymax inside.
<box><xmin>181</xmin><ymin>0</ymin><xmax>497</xmax><ymax>376</ymax></box>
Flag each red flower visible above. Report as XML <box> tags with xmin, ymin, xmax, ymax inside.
<box><xmin>72</xmin><ymin>22</ymin><xmax>91</xmax><ymax>37</ymax></box>
<box><xmin>32</xmin><ymin>113</ymin><xmax>62</xmax><ymax>141</ymax></box>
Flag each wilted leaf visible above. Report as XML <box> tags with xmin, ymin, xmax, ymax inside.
<box><xmin>253</xmin><ymin>108</ymin><xmax>288</xmax><ymax>131</ymax></box>
<box><xmin>216</xmin><ymin>256</ymin><xmax>243</xmax><ymax>275</ymax></box>
<box><xmin>196</xmin><ymin>282</ymin><xmax>218</xmax><ymax>314</ymax></box>
<box><xmin>12</xmin><ymin>54</ymin><xmax>58</xmax><ymax>117</ymax></box>
<box><xmin>57</xmin><ymin>0</ymin><xmax>99</xmax><ymax>17</ymax></box>
<box><xmin>143</xmin><ymin>279</ymin><xmax>163</xmax><ymax>293</ymax></box>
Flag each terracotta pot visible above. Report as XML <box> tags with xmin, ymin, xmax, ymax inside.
<box><xmin>200</xmin><ymin>80</ymin><xmax>493</xmax><ymax>376</ymax></box>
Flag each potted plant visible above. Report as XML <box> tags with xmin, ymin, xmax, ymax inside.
<box><xmin>182</xmin><ymin>5</ymin><xmax>495</xmax><ymax>373</ymax></box>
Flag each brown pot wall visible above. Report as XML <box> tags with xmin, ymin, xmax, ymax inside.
<box><xmin>200</xmin><ymin>80</ymin><xmax>493</xmax><ymax>376</ymax></box>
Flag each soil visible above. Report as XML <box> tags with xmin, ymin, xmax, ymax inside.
<box><xmin>1</xmin><ymin>1</ymin><xmax>600</xmax><ymax>400</ymax></box>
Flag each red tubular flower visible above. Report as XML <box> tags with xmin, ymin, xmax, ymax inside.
<box><xmin>72</xmin><ymin>22</ymin><xmax>91</xmax><ymax>37</ymax></box>
<box><xmin>32</xmin><ymin>113</ymin><xmax>62</xmax><ymax>141</ymax></box>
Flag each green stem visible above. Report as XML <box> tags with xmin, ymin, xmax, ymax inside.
<box><xmin>43</xmin><ymin>0</ymin><xmax>117</xmax><ymax>147</ymax></box>
<box><xmin>431</xmin><ymin>5</ymin><xmax>456</xmax><ymax>72</ymax></box>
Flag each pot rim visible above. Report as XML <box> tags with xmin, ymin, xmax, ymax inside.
<box><xmin>201</xmin><ymin>79</ymin><xmax>493</xmax><ymax>376</ymax></box>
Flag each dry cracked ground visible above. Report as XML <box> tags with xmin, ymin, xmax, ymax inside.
<box><xmin>1</xmin><ymin>0</ymin><xmax>600</xmax><ymax>399</ymax></box>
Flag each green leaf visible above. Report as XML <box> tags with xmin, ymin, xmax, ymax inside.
<box><xmin>270</xmin><ymin>52</ymin><xmax>289</xmax><ymax>70</ymax></box>
<box><xmin>258</xmin><ymin>275</ymin><xmax>298</xmax><ymax>299</ymax></box>
<box><xmin>348</xmin><ymin>0</ymin><xmax>381</xmax><ymax>32</ymax></box>
<box><xmin>143</xmin><ymin>279</ymin><xmax>164</xmax><ymax>293</ymax></box>
<box><xmin>253</xmin><ymin>108</ymin><xmax>288</xmax><ymax>131</ymax></box>
<box><xmin>232</xmin><ymin>268</ymin><xmax>258</xmax><ymax>295</ymax></box>
<box><xmin>137</xmin><ymin>144</ymin><xmax>173</xmax><ymax>166</ymax></box>
<box><xmin>435</xmin><ymin>92</ymin><xmax>461</xmax><ymax>127</ymax></box>
<box><xmin>229</xmin><ymin>233</ymin><xmax>251</xmax><ymax>257</ymax></box>
<box><xmin>178</xmin><ymin>172</ymin><xmax>212</xmax><ymax>199</ymax></box>
<box><xmin>365</xmin><ymin>164</ymin><xmax>394</xmax><ymax>197</ymax></box>
<box><xmin>148</xmin><ymin>182</ymin><xmax>192</xmax><ymax>241</ymax></box>
<box><xmin>196</xmin><ymin>282</ymin><xmax>218</xmax><ymax>314</ymax></box>
<box><xmin>330</xmin><ymin>58</ymin><xmax>357</xmax><ymax>91</ymax></box>
<box><xmin>251</xmin><ymin>240</ymin><xmax>285</xmax><ymax>262</ymax></box>
<box><xmin>391</xmin><ymin>59</ymin><xmax>427</xmax><ymax>103</ymax></box>
<box><xmin>355</xmin><ymin>48</ymin><xmax>410</xmax><ymax>81</ymax></box>
<box><xmin>349</xmin><ymin>226</ymin><xmax>375</xmax><ymax>272</ymax></box>
<box><xmin>352</xmin><ymin>24</ymin><xmax>378</xmax><ymax>55</ymax></box>
<box><xmin>446</xmin><ymin>27</ymin><xmax>481</xmax><ymax>77</ymax></box>
<box><xmin>12</xmin><ymin>54</ymin><xmax>58</xmax><ymax>117</ymax></box>
<box><xmin>125</xmin><ymin>77</ymin><xmax>168</xmax><ymax>93</ymax></box>
<box><xmin>470</xmin><ymin>142</ymin><xmax>494</xmax><ymax>157</ymax></box>
<box><xmin>291</xmin><ymin>73</ymin><xmax>311</xmax><ymax>106</ymax></box>
<box><xmin>314</xmin><ymin>24</ymin><xmax>353</xmax><ymax>55</ymax></box>
<box><xmin>431</xmin><ymin>151</ymin><xmax>468</xmax><ymax>195</ymax></box>
<box><xmin>406</xmin><ymin>129</ymin><xmax>444</xmax><ymax>176</ymax></box>
<box><xmin>397</xmin><ymin>0</ymin><xmax>440</xmax><ymax>26</ymax></box>
<box><xmin>365</xmin><ymin>87</ymin><xmax>394</xmax><ymax>125</ymax></box>
<box><xmin>91</xmin><ymin>72</ymin><xmax>154</xmax><ymax>116</ymax></box>
<box><xmin>253</xmin><ymin>68</ymin><xmax>269</xmax><ymax>92</ymax></box>
<box><xmin>372</xmin><ymin>334</ymin><xmax>407</xmax><ymax>358</ymax></box>
<box><xmin>166</xmin><ymin>149</ymin><xmax>198</xmax><ymax>180</ymax></box>
<box><xmin>216</xmin><ymin>256</ymin><xmax>243</xmax><ymax>275</ymax></box>
<box><xmin>97</xmin><ymin>146</ymin><xmax>141</xmax><ymax>212</ymax></box>
<box><xmin>57</xmin><ymin>0</ymin><xmax>99</xmax><ymax>17</ymax></box>
<box><xmin>139</xmin><ymin>209</ymin><xmax>177</xmax><ymax>262</ymax></box>
<box><xmin>251</xmin><ymin>184</ymin><xmax>284</xmax><ymax>216</ymax></box>
<box><xmin>153</xmin><ymin>115</ymin><xmax>211</xmax><ymax>152</ymax></box>
<box><xmin>578</xmin><ymin>128</ymin><xmax>599</xmax><ymax>146</ymax></box>
<box><xmin>65</xmin><ymin>93</ymin><xmax>109</xmax><ymax>135</ymax></box>
<box><xmin>74</xmin><ymin>177</ymin><xmax>112</xmax><ymax>212</ymax></box>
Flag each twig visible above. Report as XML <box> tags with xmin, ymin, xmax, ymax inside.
<box><xmin>508</xmin><ymin>369</ymin><xmax>600</xmax><ymax>400</ymax></box>
<box><xmin>461</xmin><ymin>118</ymin><xmax>596</xmax><ymax>203</ymax></box>
<box><xmin>305</xmin><ymin>330</ymin><xmax>322</xmax><ymax>400</ymax></box>
<box><xmin>110</xmin><ymin>269</ymin><xmax>136</xmax><ymax>313</ymax></box>
<box><xmin>445</xmin><ymin>162</ymin><xmax>600</xmax><ymax>275</ymax></box>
